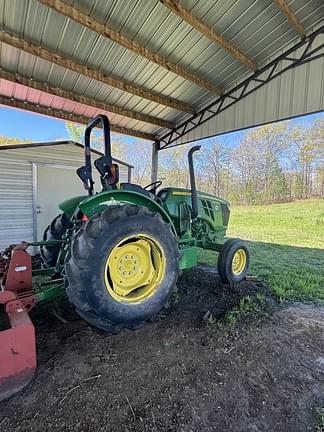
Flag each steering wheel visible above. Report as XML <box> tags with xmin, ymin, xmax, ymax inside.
<box><xmin>144</xmin><ymin>180</ymin><xmax>162</xmax><ymax>194</ymax></box>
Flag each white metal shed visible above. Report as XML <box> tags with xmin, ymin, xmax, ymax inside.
<box><xmin>0</xmin><ymin>141</ymin><xmax>132</xmax><ymax>249</ymax></box>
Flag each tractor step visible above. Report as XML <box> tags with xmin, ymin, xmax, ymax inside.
<box><xmin>0</xmin><ymin>290</ymin><xmax>36</xmax><ymax>401</ymax></box>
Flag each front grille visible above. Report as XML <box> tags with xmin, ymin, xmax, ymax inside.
<box><xmin>221</xmin><ymin>203</ymin><xmax>230</xmax><ymax>226</ymax></box>
<box><xmin>201</xmin><ymin>199</ymin><xmax>214</xmax><ymax>219</ymax></box>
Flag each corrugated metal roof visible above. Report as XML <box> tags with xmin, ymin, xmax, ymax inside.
<box><xmin>0</xmin><ymin>0</ymin><xmax>323</xmax><ymax>142</ymax></box>
<box><xmin>158</xmin><ymin>28</ymin><xmax>324</xmax><ymax>146</ymax></box>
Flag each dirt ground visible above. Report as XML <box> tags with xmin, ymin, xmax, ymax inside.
<box><xmin>1</xmin><ymin>266</ymin><xmax>324</xmax><ymax>432</ymax></box>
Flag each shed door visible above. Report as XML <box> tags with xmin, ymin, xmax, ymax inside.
<box><xmin>35</xmin><ymin>164</ymin><xmax>99</xmax><ymax>240</ymax></box>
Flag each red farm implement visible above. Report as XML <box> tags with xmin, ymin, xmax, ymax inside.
<box><xmin>0</xmin><ymin>242</ymin><xmax>64</xmax><ymax>401</ymax></box>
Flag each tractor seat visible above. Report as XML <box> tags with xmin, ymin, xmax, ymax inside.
<box><xmin>120</xmin><ymin>183</ymin><xmax>153</xmax><ymax>199</ymax></box>
<box><xmin>156</xmin><ymin>188</ymin><xmax>170</xmax><ymax>202</ymax></box>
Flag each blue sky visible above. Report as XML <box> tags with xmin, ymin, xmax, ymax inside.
<box><xmin>0</xmin><ymin>106</ymin><xmax>323</xmax><ymax>146</ymax></box>
<box><xmin>0</xmin><ymin>107</ymin><xmax>69</xmax><ymax>141</ymax></box>
<box><xmin>0</xmin><ymin>106</ymin><xmax>137</xmax><ymax>145</ymax></box>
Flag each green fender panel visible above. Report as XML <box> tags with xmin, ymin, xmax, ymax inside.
<box><xmin>78</xmin><ymin>190</ymin><xmax>177</xmax><ymax>235</ymax></box>
<box><xmin>59</xmin><ymin>195</ymin><xmax>88</xmax><ymax>218</ymax></box>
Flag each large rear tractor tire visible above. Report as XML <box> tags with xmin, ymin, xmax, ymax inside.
<box><xmin>40</xmin><ymin>213</ymin><xmax>72</xmax><ymax>268</ymax></box>
<box><xmin>217</xmin><ymin>239</ymin><xmax>250</xmax><ymax>284</ymax></box>
<box><xmin>64</xmin><ymin>205</ymin><xmax>180</xmax><ymax>332</ymax></box>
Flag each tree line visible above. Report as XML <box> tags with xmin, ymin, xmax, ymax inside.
<box><xmin>160</xmin><ymin>117</ymin><xmax>324</xmax><ymax>205</ymax></box>
<box><xmin>1</xmin><ymin>115</ymin><xmax>322</xmax><ymax>206</ymax></box>
<box><xmin>66</xmin><ymin>116</ymin><xmax>323</xmax><ymax>205</ymax></box>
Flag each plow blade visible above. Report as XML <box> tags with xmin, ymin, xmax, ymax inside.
<box><xmin>0</xmin><ymin>291</ymin><xmax>36</xmax><ymax>401</ymax></box>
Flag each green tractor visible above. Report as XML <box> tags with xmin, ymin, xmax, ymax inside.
<box><xmin>0</xmin><ymin>114</ymin><xmax>251</xmax><ymax>400</ymax></box>
<box><xmin>40</xmin><ymin>114</ymin><xmax>250</xmax><ymax>332</ymax></box>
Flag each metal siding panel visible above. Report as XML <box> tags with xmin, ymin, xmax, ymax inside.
<box><xmin>278</xmin><ymin>63</ymin><xmax>293</xmax><ymax>119</ymax></box>
<box><xmin>242</xmin><ymin>92</ymin><xmax>253</xmax><ymax>131</ymax></box>
<box><xmin>0</xmin><ymin>144</ymin><xmax>130</xmax><ymax>249</ymax></box>
<box><xmin>0</xmin><ymin>154</ymin><xmax>33</xmax><ymax>249</ymax></box>
<box><xmin>118</xmin><ymin>165</ymin><xmax>128</xmax><ymax>182</ymax></box>
<box><xmin>292</xmin><ymin>63</ymin><xmax>308</xmax><ymax>115</ymax></box>
<box><xmin>224</xmin><ymin>103</ymin><xmax>236</xmax><ymax>134</ymax></box>
<box><xmin>234</xmin><ymin>97</ymin><xmax>244</xmax><ymax>131</ymax></box>
<box><xmin>176</xmin><ymin>44</ymin><xmax>324</xmax><ymax>144</ymax></box>
<box><xmin>306</xmin><ymin>56</ymin><xmax>324</xmax><ymax>112</ymax></box>
<box><xmin>254</xmin><ymin>82</ymin><xmax>267</xmax><ymax>127</ymax></box>
<box><xmin>264</xmin><ymin>79</ymin><xmax>277</xmax><ymax>124</ymax></box>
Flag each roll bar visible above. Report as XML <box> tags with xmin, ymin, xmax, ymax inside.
<box><xmin>77</xmin><ymin>114</ymin><xmax>115</xmax><ymax>195</ymax></box>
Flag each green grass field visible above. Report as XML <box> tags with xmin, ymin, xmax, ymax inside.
<box><xmin>199</xmin><ymin>199</ymin><xmax>324</xmax><ymax>302</ymax></box>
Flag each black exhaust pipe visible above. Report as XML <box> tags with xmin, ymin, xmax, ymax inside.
<box><xmin>188</xmin><ymin>145</ymin><xmax>201</xmax><ymax>219</ymax></box>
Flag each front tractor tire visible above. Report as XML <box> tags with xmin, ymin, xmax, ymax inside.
<box><xmin>217</xmin><ymin>239</ymin><xmax>250</xmax><ymax>284</ymax></box>
<box><xmin>40</xmin><ymin>213</ymin><xmax>72</xmax><ymax>267</ymax></box>
<box><xmin>65</xmin><ymin>205</ymin><xmax>180</xmax><ymax>332</ymax></box>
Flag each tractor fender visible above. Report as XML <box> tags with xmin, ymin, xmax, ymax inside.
<box><xmin>59</xmin><ymin>195</ymin><xmax>88</xmax><ymax>218</ymax></box>
<box><xmin>78</xmin><ymin>190</ymin><xmax>177</xmax><ymax>236</ymax></box>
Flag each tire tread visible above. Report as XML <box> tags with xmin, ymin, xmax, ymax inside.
<box><xmin>65</xmin><ymin>205</ymin><xmax>179</xmax><ymax>334</ymax></box>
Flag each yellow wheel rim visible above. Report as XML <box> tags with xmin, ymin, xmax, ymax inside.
<box><xmin>104</xmin><ymin>234</ymin><xmax>165</xmax><ymax>303</ymax></box>
<box><xmin>232</xmin><ymin>249</ymin><xmax>247</xmax><ymax>276</ymax></box>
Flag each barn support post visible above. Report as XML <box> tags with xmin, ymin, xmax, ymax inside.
<box><xmin>151</xmin><ymin>141</ymin><xmax>159</xmax><ymax>183</ymax></box>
